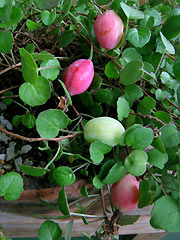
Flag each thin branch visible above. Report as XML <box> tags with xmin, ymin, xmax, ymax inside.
<box><xmin>147</xmin><ymin>168</ymin><xmax>167</xmax><ymax>196</ymax></box>
<box><xmin>0</xmin><ymin>85</ymin><xmax>20</xmax><ymax>95</ymax></box>
<box><xmin>101</xmin><ymin>188</ymin><xmax>109</xmax><ymax>224</ymax></box>
<box><xmin>0</xmin><ymin>62</ymin><xmax>21</xmax><ymax>75</ymax></box>
<box><xmin>0</xmin><ymin>125</ymin><xmax>76</xmax><ymax>142</ymax></box>
<box><xmin>130</xmin><ymin>112</ymin><xmax>166</xmax><ymax>126</ymax></box>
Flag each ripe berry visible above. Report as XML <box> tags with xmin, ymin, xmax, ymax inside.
<box><xmin>110</xmin><ymin>174</ymin><xmax>139</xmax><ymax>212</ymax></box>
<box><xmin>62</xmin><ymin>59</ymin><xmax>94</xmax><ymax>96</ymax></box>
<box><xmin>94</xmin><ymin>10</ymin><xmax>124</xmax><ymax>50</ymax></box>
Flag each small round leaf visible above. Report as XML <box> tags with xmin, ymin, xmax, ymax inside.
<box><xmin>38</xmin><ymin>220</ymin><xmax>62</xmax><ymax>240</ymax></box>
<box><xmin>36</xmin><ymin>109</ymin><xmax>69</xmax><ymax>139</ymax></box>
<box><xmin>53</xmin><ymin>166</ymin><xmax>75</xmax><ymax>186</ymax></box>
<box><xmin>125</xmin><ymin>150</ymin><xmax>148</xmax><ymax>176</ymax></box>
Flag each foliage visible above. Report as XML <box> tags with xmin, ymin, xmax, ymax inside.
<box><xmin>1</xmin><ymin>0</ymin><xmax>180</xmax><ymax>238</ymax></box>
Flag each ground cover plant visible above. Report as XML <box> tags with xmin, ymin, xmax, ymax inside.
<box><xmin>1</xmin><ymin>0</ymin><xmax>180</xmax><ymax>239</ymax></box>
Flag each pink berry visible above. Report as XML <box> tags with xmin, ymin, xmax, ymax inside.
<box><xmin>110</xmin><ymin>174</ymin><xmax>139</xmax><ymax>212</ymax></box>
<box><xmin>94</xmin><ymin>10</ymin><xmax>124</xmax><ymax>50</ymax></box>
<box><xmin>62</xmin><ymin>59</ymin><xmax>94</xmax><ymax>96</ymax></box>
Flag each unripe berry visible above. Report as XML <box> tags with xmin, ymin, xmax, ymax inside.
<box><xmin>110</xmin><ymin>174</ymin><xmax>139</xmax><ymax>212</ymax></box>
<box><xmin>94</xmin><ymin>10</ymin><xmax>124</xmax><ymax>50</ymax></box>
<box><xmin>62</xmin><ymin>59</ymin><xmax>94</xmax><ymax>96</ymax></box>
<box><xmin>84</xmin><ymin>117</ymin><xmax>125</xmax><ymax>147</ymax></box>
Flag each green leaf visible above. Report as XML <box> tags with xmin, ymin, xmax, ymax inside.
<box><xmin>26</xmin><ymin>19</ymin><xmax>42</xmax><ymax>31</ymax></box>
<box><xmin>19</xmin><ymin>165</ymin><xmax>49</xmax><ymax>177</ymax></box>
<box><xmin>94</xmin><ymin>89</ymin><xmax>109</xmax><ymax>103</ymax></box>
<box><xmin>80</xmin><ymin>185</ymin><xmax>88</xmax><ymax>197</ymax></box>
<box><xmin>38</xmin><ymin>220</ymin><xmax>62</xmax><ymax>240</ymax></box>
<box><xmin>19</xmin><ymin>76</ymin><xmax>51</xmax><ymax>107</ymax></box>
<box><xmin>125</xmin><ymin>150</ymin><xmax>148</xmax><ymax>176</ymax></box>
<box><xmin>58</xmin><ymin>80</ymin><xmax>72</xmax><ymax>106</ymax></box>
<box><xmin>40</xmin><ymin>58</ymin><xmax>60</xmax><ymax>81</ymax></box>
<box><xmin>12</xmin><ymin>115</ymin><xmax>22</xmax><ymax>128</ymax></box>
<box><xmin>59</xmin><ymin>30</ymin><xmax>76</xmax><ymax>48</ymax></box>
<box><xmin>148</xmin><ymin>149</ymin><xmax>168</xmax><ymax>169</ymax></box>
<box><xmin>137</xmin><ymin>96</ymin><xmax>156</xmax><ymax>115</ymax></box>
<box><xmin>119</xmin><ymin>215</ymin><xmax>140</xmax><ymax>226</ymax></box>
<box><xmin>22</xmin><ymin>111</ymin><xmax>35</xmax><ymax>129</ymax></box>
<box><xmin>177</xmin><ymin>86</ymin><xmax>180</xmax><ymax>105</ymax></box>
<box><xmin>0</xmin><ymin>6</ymin><xmax>23</xmax><ymax>28</ymax></box>
<box><xmin>105</xmin><ymin>61</ymin><xmax>121</xmax><ymax>79</ymax></box>
<box><xmin>155</xmin><ymin>89</ymin><xmax>167</xmax><ymax>101</ymax></box>
<box><xmin>125</xmin><ymin>84</ymin><xmax>143</xmax><ymax>101</ymax></box>
<box><xmin>41</xmin><ymin>10</ymin><xmax>56</xmax><ymax>25</ymax></box>
<box><xmin>19</xmin><ymin>48</ymin><xmax>38</xmax><ymax>83</ymax></box>
<box><xmin>0</xmin><ymin>0</ymin><xmax>12</xmax><ymax>22</ymax></box>
<box><xmin>32</xmin><ymin>52</ymin><xmax>54</xmax><ymax>61</ymax></box>
<box><xmin>120</xmin><ymin>124</ymin><xmax>142</xmax><ymax>146</ymax></box>
<box><xmin>35</xmin><ymin>0</ymin><xmax>60</xmax><ymax>10</ymax></box>
<box><xmin>160</xmin><ymin>32</ymin><xmax>175</xmax><ymax>55</ymax></box>
<box><xmin>93</xmin><ymin>175</ymin><xmax>104</xmax><ymax>189</ymax></box>
<box><xmin>0</xmin><ymin>172</ymin><xmax>23</xmax><ymax>201</ymax></box>
<box><xmin>120</xmin><ymin>2</ymin><xmax>144</xmax><ymax>19</ymax></box>
<box><xmin>126</xmin><ymin>126</ymin><xmax>154</xmax><ymax>149</ymax></box>
<box><xmin>79</xmin><ymin>91</ymin><xmax>93</xmax><ymax>107</ymax></box>
<box><xmin>103</xmin><ymin>163</ymin><xmax>126</xmax><ymax>184</ymax></box>
<box><xmin>58</xmin><ymin>0</ymin><xmax>72</xmax><ymax>20</ymax></box>
<box><xmin>53</xmin><ymin>166</ymin><xmax>75</xmax><ymax>186</ymax></box>
<box><xmin>138</xmin><ymin>180</ymin><xmax>153</xmax><ymax>208</ymax></box>
<box><xmin>160</xmin><ymin>124</ymin><xmax>179</xmax><ymax>148</ymax></box>
<box><xmin>99</xmin><ymin>160</ymin><xmax>115</xmax><ymax>180</ymax></box>
<box><xmin>89</xmin><ymin>73</ymin><xmax>102</xmax><ymax>90</ymax></box>
<box><xmin>120</xmin><ymin>60</ymin><xmax>143</xmax><ymax>85</ymax></box>
<box><xmin>97</xmin><ymin>0</ymin><xmax>111</xmax><ymax>4</ymax></box>
<box><xmin>127</xmin><ymin>27</ymin><xmax>151</xmax><ymax>48</ymax></box>
<box><xmin>141</xmin><ymin>9</ymin><xmax>161</xmax><ymax>27</ymax></box>
<box><xmin>150</xmin><ymin>196</ymin><xmax>180</xmax><ymax>232</ymax></box>
<box><xmin>151</xmin><ymin>137</ymin><xmax>166</xmax><ymax>154</ymax></box>
<box><xmin>65</xmin><ymin>221</ymin><xmax>73</xmax><ymax>240</ymax></box>
<box><xmin>36</xmin><ymin>109</ymin><xmax>69</xmax><ymax>139</ymax></box>
<box><xmin>0</xmin><ymin>30</ymin><xmax>13</xmax><ymax>54</ymax></box>
<box><xmin>2</xmin><ymin>91</ymin><xmax>13</xmax><ymax>105</ymax></box>
<box><xmin>173</xmin><ymin>58</ymin><xmax>180</xmax><ymax>82</ymax></box>
<box><xmin>162</xmin><ymin>15</ymin><xmax>180</xmax><ymax>40</ymax></box>
<box><xmin>89</xmin><ymin>141</ymin><xmax>112</xmax><ymax>164</ymax></box>
<box><xmin>117</xmin><ymin>97</ymin><xmax>130</xmax><ymax>121</ymax></box>
<box><xmin>58</xmin><ymin>186</ymin><xmax>70</xmax><ymax>215</ymax></box>
<box><xmin>121</xmin><ymin>48</ymin><xmax>142</xmax><ymax>66</ymax></box>
<box><xmin>81</xmin><ymin>232</ymin><xmax>92</xmax><ymax>240</ymax></box>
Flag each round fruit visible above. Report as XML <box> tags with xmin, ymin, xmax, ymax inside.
<box><xmin>94</xmin><ymin>10</ymin><xmax>124</xmax><ymax>50</ymax></box>
<box><xmin>84</xmin><ymin>117</ymin><xmax>125</xmax><ymax>147</ymax></box>
<box><xmin>62</xmin><ymin>59</ymin><xmax>94</xmax><ymax>96</ymax></box>
<box><xmin>110</xmin><ymin>174</ymin><xmax>139</xmax><ymax>212</ymax></box>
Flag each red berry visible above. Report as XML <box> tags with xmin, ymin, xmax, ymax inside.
<box><xmin>110</xmin><ymin>174</ymin><xmax>139</xmax><ymax>212</ymax></box>
<box><xmin>94</xmin><ymin>10</ymin><xmax>124</xmax><ymax>50</ymax></box>
<box><xmin>62</xmin><ymin>59</ymin><xmax>94</xmax><ymax>96</ymax></box>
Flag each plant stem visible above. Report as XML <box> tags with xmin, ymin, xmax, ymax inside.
<box><xmin>0</xmin><ymin>85</ymin><xmax>20</xmax><ymax>95</ymax></box>
<box><xmin>73</xmin><ymin>163</ymin><xmax>89</xmax><ymax>173</ymax></box>
<box><xmin>44</xmin><ymin>142</ymin><xmax>62</xmax><ymax>169</ymax></box>
<box><xmin>10</xmin><ymin>50</ymin><xmax>16</xmax><ymax>65</ymax></box>
<box><xmin>155</xmin><ymin>50</ymin><xmax>165</xmax><ymax>75</ymax></box>
<box><xmin>89</xmin><ymin>43</ymin><xmax>94</xmax><ymax>61</ymax></box>
<box><xmin>38</xmin><ymin>65</ymin><xmax>61</xmax><ymax>71</ymax></box>
<box><xmin>0</xmin><ymin>126</ymin><xmax>76</xmax><ymax>142</ymax></box>
<box><xmin>69</xmin><ymin>11</ymin><xmax>89</xmax><ymax>35</ymax></box>
<box><xmin>1</xmin><ymin>53</ymin><xmax>10</xmax><ymax>65</ymax></box>
<box><xmin>70</xmin><ymin>212</ymin><xmax>105</xmax><ymax>218</ymax></box>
